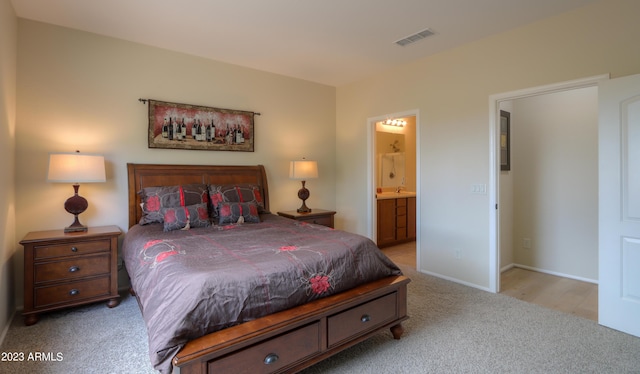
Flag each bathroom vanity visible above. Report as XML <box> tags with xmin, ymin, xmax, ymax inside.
<box><xmin>376</xmin><ymin>192</ymin><xmax>416</xmax><ymax>248</ymax></box>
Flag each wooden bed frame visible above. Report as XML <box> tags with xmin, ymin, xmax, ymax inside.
<box><xmin>127</xmin><ymin>163</ymin><xmax>410</xmax><ymax>374</ymax></box>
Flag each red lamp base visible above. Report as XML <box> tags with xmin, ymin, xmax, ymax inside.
<box><xmin>296</xmin><ymin>180</ymin><xmax>312</xmax><ymax>213</ymax></box>
<box><xmin>64</xmin><ymin>184</ymin><xmax>88</xmax><ymax>233</ymax></box>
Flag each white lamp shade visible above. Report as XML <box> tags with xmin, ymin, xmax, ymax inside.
<box><xmin>289</xmin><ymin>160</ymin><xmax>318</xmax><ymax>180</ymax></box>
<box><xmin>47</xmin><ymin>153</ymin><xmax>106</xmax><ymax>183</ymax></box>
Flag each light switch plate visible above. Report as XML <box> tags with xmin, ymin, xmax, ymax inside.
<box><xmin>471</xmin><ymin>184</ymin><xmax>487</xmax><ymax>194</ymax></box>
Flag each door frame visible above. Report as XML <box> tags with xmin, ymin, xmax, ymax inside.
<box><xmin>488</xmin><ymin>74</ymin><xmax>609</xmax><ymax>293</ymax></box>
<box><xmin>367</xmin><ymin>109</ymin><xmax>420</xmax><ymax>267</ymax></box>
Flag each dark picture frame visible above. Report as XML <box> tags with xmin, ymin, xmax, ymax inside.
<box><xmin>500</xmin><ymin>110</ymin><xmax>511</xmax><ymax>171</ymax></box>
<box><xmin>147</xmin><ymin>99</ymin><xmax>255</xmax><ymax>152</ymax></box>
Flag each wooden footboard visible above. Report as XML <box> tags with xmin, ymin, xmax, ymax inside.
<box><xmin>172</xmin><ymin>275</ymin><xmax>410</xmax><ymax>374</ymax></box>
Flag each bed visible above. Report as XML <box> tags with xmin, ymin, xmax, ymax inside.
<box><xmin>124</xmin><ymin>163</ymin><xmax>410</xmax><ymax>374</ymax></box>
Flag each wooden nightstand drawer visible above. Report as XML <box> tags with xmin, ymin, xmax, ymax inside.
<box><xmin>34</xmin><ymin>239</ymin><xmax>111</xmax><ymax>259</ymax></box>
<box><xmin>327</xmin><ymin>292</ymin><xmax>397</xmax><ymax>347</ymax></box>
<box><xmin>34</xmin><ymin>254</ymin><xmax>110</xmax><ymax>283</ymax></box>
<box><xmin>277</xmin><ymin>209</ymin><xmax>336</xmax><ymax>228</ymax></box>
<box><xmin>298</xmin><ymin>215</ymin><xmax>333</xmax><ymax>227</ymax></box>
<box><xmin>35</xmin><ymin>276</ymin><xmax>111</xmax><ymax>308</ymax></box>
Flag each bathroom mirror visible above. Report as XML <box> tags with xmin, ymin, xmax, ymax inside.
<box><xmin>376</xmin><ymin>131</ymin><xmax>406</xmax><ymax>188</ymax></box>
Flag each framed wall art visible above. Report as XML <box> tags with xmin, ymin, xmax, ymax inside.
<box><xmin>500</xmin><ymin>110</ymin><xmax>510</xmax><ymax>171</ymax></box>
<box><xmin>143</xmin><ymin>99</ymin><xmax>257</xmax><ymax>152</ymax></box>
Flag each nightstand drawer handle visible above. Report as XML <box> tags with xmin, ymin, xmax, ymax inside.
<box><xmin>71</xmin><ymin>246</ymin><xmax>78</xmax><ymax>252</ymax></box>
<box><xmin>69</xmin><ymin>289</ymin><xmax>79</xmax><ymax>296</ymax></box>
<box><xmin>264</xmin><ymin>353</ymin><xmax>279</xmax><ymax>365</ymax></box>
<box><xmin>361</xmin><ymin>314</ymin><xmax>371</xmax><ymax>323</ymax></box>
<box><xmin>69</xmin><ymin>266</ymin><xmax>80</xmax><ymax>273</ymax></box>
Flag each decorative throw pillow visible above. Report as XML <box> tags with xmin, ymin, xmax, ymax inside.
<box><xmin>208</xmin><ymin>184</ymin><xmax>266</xmax><ymax>219</ymax></box>
<box><xmin>139</xmin><ymin>184</ymin><xmax>209</xmax><ymax>225</ymax></box>
<box><xmin>162</xmin><ymin>203</ymin><xmax>211</xmax><ymax>232</ymax></box>
<box><xmin>217</xmin><ymin>202</ymin><xmax>260</xmax><ymax>225</ymax></box>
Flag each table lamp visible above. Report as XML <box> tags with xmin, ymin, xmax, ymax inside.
<box><xmin>289</xmin><ymin>159</ymin><xmax>318</xmax><ymax>213</ymax></box>
<box><xmin>47</xmin><ymin>151</ymin><xmax>106</xmax><ymax>232</ymax></box>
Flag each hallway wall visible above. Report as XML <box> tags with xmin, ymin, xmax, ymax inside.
<box><xmin>507</xmin><ymin>87</ymin><xmax>598</xmax><ymax>281</ymax></box>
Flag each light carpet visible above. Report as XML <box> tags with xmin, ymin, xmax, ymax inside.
<box><xmin>1</xmin><ymin>265</ymin><xmax>638</xmax><ymax>373</ymax></box>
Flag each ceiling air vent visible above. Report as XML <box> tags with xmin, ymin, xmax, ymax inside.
<box><xmin>395</xmin><ymin>28</ymin><xmax>436</xmax><ymax>47</ymax></box>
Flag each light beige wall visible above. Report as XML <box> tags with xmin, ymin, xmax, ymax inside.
<box><xmin>511</xmin><ymin>87</ymin><xmax>598</xmax><ymax>281</ymax></box>
<box><xmin>336</xmin><ymin>0</ymin><xmax>640</xmax><ymax>289</ymax></box>
<box><xmin>0</xmin><ymin>0</ymin><xmax>17</xmax><ymax>340</ymax></box>
<box><xmin>15</xmin><ymin>20</ymin><xmax>336</xmax><ymax>307</ymax></box>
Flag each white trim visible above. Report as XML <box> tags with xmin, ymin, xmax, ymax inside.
<box><xmin>500</xmin><ymin>263</ymin><xmax>515</xmax><ymax>273</ymax></box>
<box><xmin>488</xmin><ymin>74</ymin><xmax>609</xmax><ymax>293</ymax></box>
<box><xmin>502</xmin><ymin>263</ymin><xmax>598</xmax><ymax>285</ymax></box>
<box><xmin>419</xmin><ymin>269</ymin><xmax>492</xmax><ymax>293</ymax></box>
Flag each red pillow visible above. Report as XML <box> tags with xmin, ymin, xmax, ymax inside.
<box><xmin>217</xmin><ymin>202</ymin><xmax>260</xmax><ymax>225</ymax></box>
<box><xmin>209</xmin><ymin>184</ymin><xmax>266</xmax><ymax>219</ymax></box>
<box><xmin>162</xmin><ymin>203</ymin><xmax>211</xmax><ymax>231</ymax></box>
<box><xmin>139</xmin><ymin>184</ymin><xmax>209</xmax><ymax>225</ymax></box>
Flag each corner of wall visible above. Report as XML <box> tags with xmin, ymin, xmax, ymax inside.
<box><xmin>0</xmin><ymin>0</ymin><xmax>18</xmax><ymax>345</ymax></box>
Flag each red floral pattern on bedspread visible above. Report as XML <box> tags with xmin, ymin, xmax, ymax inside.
<box><xmin>308</xmin><ymin>273</ymin><xmax>333</xmax><ymax>294</ymax></box>
<box><xmin>122</xmin><ymin>213</ymin><xmax>401</xmax><ymax>374</ymax></box>
<box><xmin>141</xmin><ymin>239</ymin><xmax>185</xmax><ymax>268</ymax></box>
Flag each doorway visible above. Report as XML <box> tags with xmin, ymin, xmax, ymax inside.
<box><xmin>368</xmin><ymin>110</ymin><xmax>420</xmax><ymax>267</ymax></box>
<box><xmin>488</xmin><ymin>74</ymin><xmax>609</xmax><ymax>293</ymax></box>
<box><xmin>498</xmin><ymin>85</ymin><xmax>600</xmax><ymax>319</ymax></box>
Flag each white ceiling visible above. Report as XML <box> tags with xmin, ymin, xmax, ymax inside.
<box><xmin>11</xmin><ymin>0</ymin><xmax>596</xmax><ymax>87</ymax></box>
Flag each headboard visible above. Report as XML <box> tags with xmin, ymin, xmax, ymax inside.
<box><xmin>127</xmin><ymin>163</ymin><xmax>270</xmax><ymax>228</ymax></box>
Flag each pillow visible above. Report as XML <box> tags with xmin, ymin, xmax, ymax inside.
<box><xmin>139</xmin><ymin>184</ymin><xmax>209</xmax><ymax>225</ymax></box>
<box><xmin>162</xmin><ymin>203</ymin><xmax>211</xmax><ymax>232</ymax></box>
<box><xmin>217</xmin><ymin>202</ymin><xmax>260</xmax><ymax>225</ymax></box>
<box><xmin>208</xmin><ymin>184</ymin><xmax>266</xmax><ymax>218</ymax></box>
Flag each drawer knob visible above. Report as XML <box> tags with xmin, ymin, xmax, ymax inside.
<box><xmin>71</xmin><ymin>246</ymin><xmax>78</xmax><ymax>252</ymax></box>
<box><xmin>69</xmin><ymin>266</ymin><xmax>80</xmax><ymax>273</ymax></box>
<box><xmin>264</xmin><ymin>353</ymin><xmax>279</xmax><ymax>365</ymax></box>
<box><xmin>361</xmin><ymin>314</ymin><xmax>371</xmax><ymax>323</ymax></box>
<box><xmin>69</xmin><ymin>289</ymin><xmax>79</xmax><ymax>296</ymax></box>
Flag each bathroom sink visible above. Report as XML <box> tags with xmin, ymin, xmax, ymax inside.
<box><xmin>376</xmin><ymin>191</ymin><xmax>416</xmax><ymax>199</ymax></box>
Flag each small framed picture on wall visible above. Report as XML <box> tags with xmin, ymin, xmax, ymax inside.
<box><xmin>500</xmin><ymin>110</ymin><xmax>510</xmax><ymax>171</ymax></box>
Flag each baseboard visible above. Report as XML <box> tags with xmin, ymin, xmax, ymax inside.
<box><xmin>0</xmin><ymin>310</ymin><xmax>16</xmax><ymax>348</ymax></box>
<box><xmin>500</xmin><ymin>263</ymin><xmax>515</xmax><ymax>273</ymax></box>
<box><xmin>502</xmin><ymin>263</ymin><xmax>598</xmax><ymax>284</ymax></box>
<box><xmin>417</xmin><ymin>268</ymin><xmax>492</xmax><ymax>292</ymax></box>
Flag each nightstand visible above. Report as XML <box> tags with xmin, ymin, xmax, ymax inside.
<box><xmin>277</xmin><ymin>209</ymin><xmax>336</xmax><ymax>228</ymax></box>
<box><xmin>20</xmin><ymin>225</ymin><xmax>122</xmax><ymax>326</ymax></box>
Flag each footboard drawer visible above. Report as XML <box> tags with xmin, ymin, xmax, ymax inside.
<box><xmin>327</xmin><ymin>292</ymin><xmax>397</xmax><ymax>347</ymax></box>
<box><xmin>207</xmin><ymin>322</ymin><xmax>321</xmax><ymax>374</ymax></box>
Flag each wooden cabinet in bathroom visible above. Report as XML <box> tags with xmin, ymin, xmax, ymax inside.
<box><xmin>377</xmin><ymin>196</ymin><xmax>416</xmax><ymax>248</ymax></box>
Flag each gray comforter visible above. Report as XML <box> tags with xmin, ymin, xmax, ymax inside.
<box><xmin>122</xmin><ymin>213</ymin><xmax>401</xmax><ymax>373</ymax></box>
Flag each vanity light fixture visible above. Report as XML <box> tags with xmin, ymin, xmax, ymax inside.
<box><xmin>381</xmin><ymin>118</ymin><xmax>406</xmax><ymax>127</ymax></box>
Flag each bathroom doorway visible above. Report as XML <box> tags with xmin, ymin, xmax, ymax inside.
<box><xmin>368</xmin><ymin>110</ymin><xmax>419</xmax><ymax>267</ymax></box>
